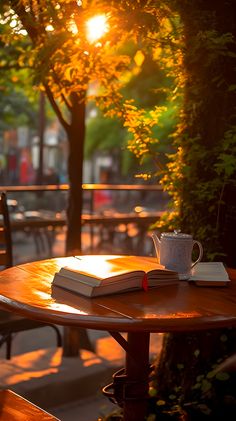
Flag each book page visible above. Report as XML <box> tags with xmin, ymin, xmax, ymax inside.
<box><xmin>58</xmin><ymin>255</ymin><xmax>177</xmax><ymax>286</ymax></box>
<box><xmin>107</xmin><ymin>256</ymin><xmax>165</xmax><ymax>272</ymax></box>
<box><xmin>60</xmin><ymin>255</ymin><xmax>145</xmax><ymax>282</ymax></box>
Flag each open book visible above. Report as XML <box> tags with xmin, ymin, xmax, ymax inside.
<box><xmin>189</xmin><ymin>262</ymin><xmax>231</xmax><ymax>286</ymax></box>
<box><xmin>52</xmin><ymin>255</ymin><xmax>179</xmax><ymax>297</ymax></box>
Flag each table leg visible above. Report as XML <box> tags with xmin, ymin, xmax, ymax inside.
<box><xmin>103</xmin><ymin>331</ymin><xmax>151</xmax><ymax>420</ymax></box>
<box><xmin>123</xmin><ymin>331</ymin><xmax>150</xmax><ymax>421</ymax></box>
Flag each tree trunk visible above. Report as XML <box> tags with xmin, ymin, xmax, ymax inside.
<box><xmin>62</xmin><ymin>92</ymin><xmax>95</xmax><ymax>356</ymax></box>
<box><xmin>65</xmin><ymin>92</ymin><xmax>86</xmax><ymax>255</ymax></box>
<box><xmin>179</xmin><ymin>0</ymin><xmax>236</xmax><ymax>147</ymax></box>
<box><xmin>173</xmin><ymin>0</ymin><xmax>236</xmax><ymax>262</ymax></box>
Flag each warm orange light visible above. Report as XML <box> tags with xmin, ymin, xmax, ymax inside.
<box><xmin>86</xmin><ymin>14</ymin><xmax>109</xmax><ymax>43</ymax></box>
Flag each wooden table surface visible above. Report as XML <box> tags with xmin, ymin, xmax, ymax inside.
<box><xmin>0</xmin><ymin>257</ymin><xmax>235</xmax><ymax>333</ymax></box>
<box><xmin>0</xmin><ymin>257</ymin><xmax>236</xmax><ymax>421</ymax></box>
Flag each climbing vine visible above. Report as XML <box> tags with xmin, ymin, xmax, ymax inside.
<box><xmin>108</xmin><ymin>0</ymin><xmax>236</xmax><ymax>263</ymax></box>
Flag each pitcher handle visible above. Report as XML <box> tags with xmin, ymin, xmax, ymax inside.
<box><xmin>151</xmin><ymin>233</ymin><xmax>160</xmax><ymax>261</ymax></box>
<box><xmin>191</xmin><ymin>240</ymin><xmax>203</xmax><ymax>269</ymax></box>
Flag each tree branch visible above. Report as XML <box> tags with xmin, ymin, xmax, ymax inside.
<box><xmin>49</xmin><ymin>67</ymin><xmax>73</xmax><ymax>111</ymax></box>
<box><xmin>10</xmin><ymin>0</ymin><xmax>38</xmax><ymax>41</ymax></box>
<box><xmin>44</xmin><ymin>83</ymin><xmax>70</xmax><ymax>132</ymax></box>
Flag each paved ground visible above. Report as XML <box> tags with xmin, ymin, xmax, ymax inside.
<box><xmin>52</xmin><ymin>394</ymin><xmax>116</xmax><ymax>421</ymax></box>
<box><xmin>0</xmin><ymin>327</ymin><xmax>123</xmax><ymax>420</ymax></box>
<box><xmin>1</xmin><ymin>229</ymin><xmax>163</xmax><ymax>420</ymax></box>
<box><xmin>0</xmin><ymin>326</ymin><xmax>162</xmax><ymax>420</ymax></box>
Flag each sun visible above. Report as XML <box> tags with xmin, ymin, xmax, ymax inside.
<box><xmin>86</xmin><ymin>14</ymin><xmax>109</xmax><ymax>43</ymax></box>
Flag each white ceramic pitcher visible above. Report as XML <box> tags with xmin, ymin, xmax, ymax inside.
<box><xmin>152</xmin><ymin>230</ymin><xmax>203</xmax><ymax>280</ymax></box>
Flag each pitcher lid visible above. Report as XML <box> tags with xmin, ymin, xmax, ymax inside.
<box><xmin>161</xmin><ymin>230</ymin><xmax>192</xmax><ymax>240</ymax></box>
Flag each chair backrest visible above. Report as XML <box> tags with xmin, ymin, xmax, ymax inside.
<box><xmin>0</xmin><ymin>192</ymin><xmax>13</xmax><ymax>268</ymax></box>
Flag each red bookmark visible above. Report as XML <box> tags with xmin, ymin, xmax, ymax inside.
<box><xmin>142</xmin><ymin>273</ymin><xmax>148</xmax><ymax>292</ymax></box>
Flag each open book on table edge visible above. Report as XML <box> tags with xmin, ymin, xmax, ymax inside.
<box><xmin>52</xmin><ymin>255</ymin><xmax>179</xmax><ymax>298</ymax></box>
<box><xmin>188</xmin><ymin>262</ymin><xmax>231</xmax><ymax>286</ymax></box>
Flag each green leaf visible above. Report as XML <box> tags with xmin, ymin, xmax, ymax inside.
<box><xmin>156</xmin><ymin>400</ymin><xmax>166</xmax><ymax>406</ymax></box>
<box><xmin>194</xmin><ymin>349</ymin><xmax>200</xmax><ymax>358</ymax></box>
<box><xmin>177</xmin><ymin>363</ymin><xmax>184</xmax><ymax>370</ymax></box>
<box><xmin>206</xmin><ymin>370</ymin><xmax>216</xmax><ymax>379</ymax></box>
<box><xmin>220</xmin><ymin>334</ymin><xmax>228</xmax><ymax>342</ymax></box>
<box><xmin>149</xmin><ymin>387</ymin><xmax>157</xmax><ymax>397</ymax></box>
<box><xmin>215</xmin><ymin>372</ymin><xmax>230</xmax><ymax>381</ymax></box>
<box><xmin>201</xmin><ymin>379</ymin><xmax>212</xmax><ymax>393</ymax></box>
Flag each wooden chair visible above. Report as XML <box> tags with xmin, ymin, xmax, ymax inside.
<box><xmin>0</xmin><ymin>192</ymin><xmax>62</xmax><ymax>359</ymax></box>
<box><xmin>0</xmin><ymin>389</ymin><xmax>60</xmax><ymax>420</ymax></box>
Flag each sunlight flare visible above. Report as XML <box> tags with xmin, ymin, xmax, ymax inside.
<box><xmin>86</xmin><ymin>14</ymin><xmax>109</xmax><ymax>43</ymax></box>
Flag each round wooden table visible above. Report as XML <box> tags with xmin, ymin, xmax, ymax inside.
<box><xmin>0</xmin><ymin>257</ymin><xmax>236</xmax><ymax>421</ymax></box>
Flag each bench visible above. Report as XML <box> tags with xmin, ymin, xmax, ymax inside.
<box><xmin>0</xmin><ymin>389</ymin><xmax>60</xmax><ymax>420</ymax></box>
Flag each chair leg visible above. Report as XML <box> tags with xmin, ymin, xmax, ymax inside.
<box><xmin>0</xmin><ymin>326</ymin><xmax>62</xmax><ymax>360</ymax></box>
<box><xmin>0</xmin><ymin>334</ymin><xmax>12</xmax><ymax>359</ymax></box>
<box><xmin>49</xmin><ymin>325</ymin><xmax>63</xmax><ymax>347</ymax></box>
<box><xmin>0</xmin><ymin>333</ymin><xmax>9</xmax><ymax>347</ymax></box>
<box><xmin>6</xmin><ymin>333</ymin><xmax>12</xmax><ymax>360</ymax></box>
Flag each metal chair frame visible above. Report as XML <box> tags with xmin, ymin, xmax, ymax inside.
<box><xmin>0</xmin><ymin>191</ymin><xmax>62</xmax><ymax>359</ymax></box>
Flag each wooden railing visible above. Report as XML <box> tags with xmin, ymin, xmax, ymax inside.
<box><xmin>0</xmin><ymin>183</ymin><xmax>166</xmax><ymax>212</ymax></box>
<box><xmin>0</xmin><ymin>183</ymin><xmax>163</xmax><ymax>192</ymax></box>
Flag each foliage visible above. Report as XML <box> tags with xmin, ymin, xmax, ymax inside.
<box><xmin>1</xmin><ymin>0</ymin><xmax>235</xmax><ymax>260</ymax></box>
<box><xmin>0</xmin><ymin>0</ymin><xmax>176</xmax><ymax>165</ymax></box>
<box><xmin>0</xmin><ymin>0</ymin><xmax>167</xmax><ymax>252</ymax></box>
<box><xmin>159</xmin><ymin>1</ymin><xmax>236</xmax><ymax>261</ymax></box>
<box><xmin>0</xmin><ymin>0</ymin><xmax>179</xmax><ymax>253</ymax></box>
<box><xmin>0</xmin><ymin>65</ymin><xmax>58</xmax><ymax>133</ymax></box>
<box><xmin>0</xmin><ymin>24</ymin><xmax>35</xmax><ymax>131</ymax></box>
<box><xmin>105</xmin><ymin>0</ymin><xmax>236</xmax><ymax>262</ymax></box>
<box><xmin>0</xmin><ymin>84</ymin><xmax>36</xmax><ymax>131</ymax></box>
<box><xmin>148</xmin><ymin>328</ymin><xmax>236</xmax><ymax>420</ymax></box>
<box><xmin>85</xmin><ymin>40</ymin><xmax>178</xmax><ymax>177</ymax></box>
<box><xmin>85</xmin><ymin>112</ymin><xmax>124</xmax><ymax>158</ymax></box>
<box><xmin>96</xmin><ymin>4</ymin><xmax>181</xmax><ymax>179</ymax></box>
<box><xmin>148</xmin><ymin>367</ymin><xmax>236</xmax><ymax>421</ymax></box>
